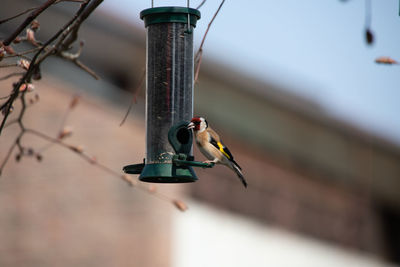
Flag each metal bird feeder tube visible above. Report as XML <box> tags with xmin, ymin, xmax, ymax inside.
<box><xmin>124</xmin><ymin>7</ymin><xmax>201</xmax><ymax>183</ymax></box>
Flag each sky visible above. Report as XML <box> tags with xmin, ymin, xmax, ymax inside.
<box><xmin>100</xmin><ymin>0</ymin><xmax>400</xmax><ymax>145</ymax></box>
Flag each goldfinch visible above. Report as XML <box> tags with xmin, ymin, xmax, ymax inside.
<box><xmin>187</xmin><ymin>117</ymin><xmax>247</xmax><ymax>188</ymax></box>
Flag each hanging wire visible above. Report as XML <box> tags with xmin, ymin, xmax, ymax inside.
<box><xmin>150</xmin><ymin>0</ymin><xmax>193</xmax><ymax>33</ymax></box>
<box><xmin>187</xmin><ymin>0</ymin><xmax>190</xmax><ymax>32</ymax></box>
<box><xmin>185</xmin><ymin>0</ymin><xmax>193</xmax><ymax>34</ymax></box>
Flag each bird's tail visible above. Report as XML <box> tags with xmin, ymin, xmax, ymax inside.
<box><xmin>231</xmin><ymin>162</ymin><xmax>247</xmax><ymax>188</ymax></box>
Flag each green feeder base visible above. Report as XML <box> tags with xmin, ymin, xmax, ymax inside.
<box><xmin>122</xmin><ymin>122</ymin><xmax>212</xmax><ymax>183</ymax></box>
<box><xmin>139</xmin><ymin>163</ymin><xmax>197</xmax><ymax>183</ymax></box>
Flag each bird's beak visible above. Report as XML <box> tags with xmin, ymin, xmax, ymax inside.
<box><xmin>187</xmin><ymin>122</ymin><xmax>195</xmax><ymax>130</ymax></box>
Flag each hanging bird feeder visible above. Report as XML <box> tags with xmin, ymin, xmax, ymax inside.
<box><xmin>123</xmin><ymin>2</ymin><xmax>212</xmax><ymax>183</ymax></box>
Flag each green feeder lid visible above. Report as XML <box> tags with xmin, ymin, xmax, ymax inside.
<box><xmin>140</xmin><ymin>7</ymin><xmax>201</xmax><ymax>27</ymax></box>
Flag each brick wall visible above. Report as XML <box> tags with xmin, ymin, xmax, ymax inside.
<box><xmin>0</xmin><ymin>78</ymin><xmax>181</xmax><ymax>267</ymax></box>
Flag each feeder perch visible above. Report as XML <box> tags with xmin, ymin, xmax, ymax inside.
<box><xmin>123</xmin><ymin>5</ymin><xmax>211</xmax><ymax>183</ymax></box>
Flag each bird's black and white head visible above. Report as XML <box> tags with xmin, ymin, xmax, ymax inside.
<box><xmin>188</xmin><ymin>117</ymin><xmax>208</xmax><ymax>132</ymax></box>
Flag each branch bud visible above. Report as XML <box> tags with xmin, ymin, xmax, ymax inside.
<box><xmin>26</xmin><ymin>29</ymin><xmax>37</xmax><ymax>45</ymax></box>
<box><xmin>36</xmin><ymin>154</ymin><xmax>43</xmax><ymax>162</ymax></box>
<box><xmin>173</xmin><ymin>200</ymin><xmax>188</xmax><ymax>212</ymax></box>
<box><xmin>69</xmin><ymin>95</ymin><xmax>80</xmax><ymax>109</ymax></box>
<box><xmin>13</xmin><ymin>37</ymin><xmax>22</xmax><ymax>44</ymax></box>
<box><xmin>30</xmin><ymin>20</ymin><xmax>40</xmax><ymax>31</ymax></box>
<box><xmin>375</xmin><ymin>56</ymin><xmax>398</xmax><ymax>65</ymax></box>
<box><xmin>19</xmin><ymin>83</ymin><xmax>35</xmax><ymax>92</ymax></box>
<box><xmin>27</xmin><ymin>148</ymin><xmax>34</xmax><ymax>156</ymax></box>
<box><xmin>58</xmin><ymin>126</ymin><xmax>73</xmax><ymax>139</ymax></box>
<box><xmin>148</xmin><ymin>185</ymin><xmax>157</xmax><ymax>193</ymax></box>
<box><xmin>1</xmin><ymin>105</ymin><xmax>13</xmax><ymax>115</ymax></box>
<box><xmin>3</xmin><ymin>45</ymin><xmax>15</xmax><ymax>55</ymax></box>
<box><xmin>120</xmin><ymin>174</ymin><xmax>137</xmax><ymax>186</ymax></box>
<box><xmin>88</xmin><ymin>156</ymin><xmax>97</xmax><ymax>164</ymax></box>
<box><xmin>69</xmin><ymin>145</ymin><xmax>84</xmax><ymax>153</ymax></box>
<box><xmin>18</xmin><ymin>59</ymin><xmax>30</xmax><ymax>70</ymax></box>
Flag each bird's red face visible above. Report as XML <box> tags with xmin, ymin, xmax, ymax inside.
<box><xmin>188</xmin><ymin>117</ymin><xmax>207</xmax><ymax>131</ymax></box>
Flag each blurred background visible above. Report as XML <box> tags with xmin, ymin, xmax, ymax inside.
<box><xmin>1</xmin><ymin>0</ymin><xmax>400</xmax><ymax>266</ymax></box>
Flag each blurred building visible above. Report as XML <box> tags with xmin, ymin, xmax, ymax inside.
<box><xmin>1</xmin><ymin>1</ymin><xmax>399</xmax><ymax>266</ymax></box>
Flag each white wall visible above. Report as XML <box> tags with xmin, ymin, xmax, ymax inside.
<box><xmin>172</xmin><ymin>201</ymin><xmax>396</xmax><ymax>267</ymax></box>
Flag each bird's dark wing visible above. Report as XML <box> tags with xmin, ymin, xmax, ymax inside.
<box><xmin>210</xmin><ymin>136</ymin><xmax>234</xmax><ymax>161</ymax></box>
<box><xmin>208</xmin><ymin>127</ymin><xmax>242</xmax><ymax>170</ymax></box>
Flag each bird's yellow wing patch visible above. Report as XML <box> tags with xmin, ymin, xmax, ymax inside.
<box><xmin>217</xmin><ymin>141</ymin><xmax>231</xmax><ymax>159</ymax></box>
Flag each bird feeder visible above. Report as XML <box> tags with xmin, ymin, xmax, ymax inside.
<box><xmin>123</xmin><ymin>5</ymin><xmax>209</xmax><ymax>183</ymax></box>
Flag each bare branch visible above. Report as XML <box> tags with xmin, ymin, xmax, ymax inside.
<box><xmin>60</xmin><ymin>41</ymin><xmax>100</xmax><ymax>79</ymax></box>
<box><xmin>0</xmin><ymin>0</ymin><xmax>94</xmax><ymax>135</ymax></box>
<box><xmin>0</xmin><ymin>7</ymin><xmax>38</xmax><ymax>25</ymax></box>
<box><xmin>0</xmin><ymin>63</ymin><xmax>19</xmax><ymax>68</ymax></box>
<box><xmin>23</xmin><ymin>128</ymin><xmax>187</xmax><ymax>211</ymax></box>
<box><xmin>72</xmin><ymin>59</ymin><xmax>99</xmax><ymax>79</ymax></box>
<box><xmin>0</xmin><ymin>0</ymin><xmax>187</xmax><ymax>212</ymax></box>
<box><xmin>2</xmin><ymin>0</ymin><xmax>58</xmax><ymax>46</ymax></box>
<box><xmin>0</xmin><ymin>72</ymin><xmax>24</xmax><ymax>81</ymax></box>
<box><xmin>4</xmin><ymin>47</ymin><xmax>42</xmax><ymax>58</ymax></box>
<box><xmin>37</xmin><ymin>94</ymin><xmax>79</xmax><ymax>154</ymax></box>
<box><xmin>0</xmin><ymin>94</ymin><xmax>11</xmax><ymax>100</ymax></box>
<box><xmin>0</xmin><ymin>93</ymin><xmax>28</xmax><ymax>174</ymax></box>
<box><xmin>194</xmin><ymin>0</ymin><xmax>225</xmax><ymax>83</ymax></box>
<box><xmin>36</xmin><ymin>0</ymin><xmax>91</xmax><ymax>64</ymax></box>
<box><xmin>0</xmin><ymin>141</ymin><xmax>18</xmax><ymax>176</ymax></box>
<box><xmin>120</xmin><ymin>69</ymin><xmax>145</xmax><ymax>126</ymax></box>
<box><xmin>59</xmin><ymin>0</ymin><xmax>104</xmax><ymax>51</ymax></box>
<box><xmin>4</xmin><ymin>119</ymin><xmax>18</xmax><ymax>129</ymax></box>
<box><xmin>0</xmin><ymin>0</ymin><xmax>85</xmax><ymax>25</ymax></box>
<box><xmin>196</xmin><ymin>0</ymin><xmax>207</xmax><ymax>9</ymax></box>
<box><xmin>56</xmin><ymin>0</ymin><xmax>87</xmax><ymax>3</ymax></box>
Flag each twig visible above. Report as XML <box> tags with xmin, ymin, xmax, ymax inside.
<box><xmin>0</xmin><ymin>63</ymin><xmax>19</xmax><ymax>68</ymax></box>
<box><xmin>0</xmin><ymin>94</ymin><xmax>11</xmax><ymax>100</ymax></box>
<box><xmin>196</xmin><ymin>0</ymin><xmax>207</xmax><ymax>9</ymax></box>
<box><xmin>0</xmin><ymin>0</ymin><xmax>92</xmax><ymax>135</ymax></box>
<box><xmin>0</xmin><ymin>92</ymin><xmax>28</xmax><ymax>175</ymax></box>
<box><xmin>194</xmin><ymin>0</ymin><xmax>225</xmax><ymax>83</ymax></box>
<box><xmin>0</xmin><ymin>72</ymin><xmax>24</xmax><ymax>81</ymax></box>
<box><xmin>73</xmin><ymin>59</ymin><xmax>99</xmax><ymax>79</ymax></box>
<box><xmin>120</xmin><ymin>69</ymin><xmax>145</xmax><ymax>126</ymax></box>
<box><xmin>58</xmin><ymin>0</ymin><xmax>103</xmax><ymax>51</ymax></box>
<box><xmin>2</xmin><ymin>0</ymin><xmax>58</xmax><ymax>46</ymax></box>
<box><xmin>36</xmin><ymin>0</ymin><xmax>91</xmax><ymax>64</ymax></box>
<box><xmin>61</xmin><ymin>43</ymin><xmax>100</xmax><ymax>79</ymax></box>
<box><xmin>23</xmin><ymin>128</ymin><xmax>187</xmax><ymax>211</ymax></box>
<box><xmin>56</xmin><ymin>0</ymin><xmax>87</xmax><ymax>3</ymax></box>
<box><xmin>0</xmin><ymin>141</ymin><xmax>18</xmax><ymax>176</ymax></box>
<box><xmin>0</xmin><ymin>0</ymin><xmax>85</xmax><ymax>25</ymax></box>
<box><xmin>0</xmin><ymin>7</ymin><xmax>38</xmax><ymax>25</ymax></box>
<box><xmin>37</xmin><ymin>94</ymin><xmax>79</xmax><ymax>153</ymax></box>
<box><xmin>4</xmin><ymin>119</ymin><xmax>18</xmax><ymax>129</ymax></box>
<box><xmin>1</xmin><ymin>0</ymin><xmax>187</xmax><ymax>211</ymax></box>
<box><xmin>4</xmin><ymin>47</ymin><xmax>42</xmax><ymax>58</ymax></box>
